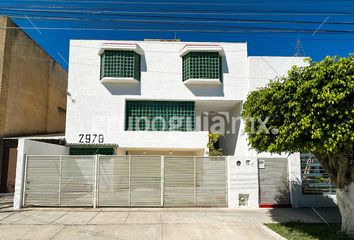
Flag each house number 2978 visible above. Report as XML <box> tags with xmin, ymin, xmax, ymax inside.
<box><xmin>79</xmin><ymin>134</ymin><xmax>104</xmax><ymax>144</ymax></box>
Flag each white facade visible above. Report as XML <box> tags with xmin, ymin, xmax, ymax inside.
<box><xmin>63</xmin><ymin>40</ymin><xmax>337</xmax><ymax>208</ymax></box>
<box><xmin>66</xmin><ymin>40</ymin><xmax>306</xmax><ymax>157</ymax></box>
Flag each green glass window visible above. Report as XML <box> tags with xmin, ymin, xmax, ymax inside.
<box><xmin>100</xmin><ymin>50</ymin><xmax>140</xmax><ymax>80</ymax></box>
<box><xmin>182</xmin><ymin>52</ymin><xmax>222</xmax><ymax>81</ymax></box>
<box><xmin>125</xmin><ymin>101</ymin><xmax>195</xmax><ymax>131</ymax></box>
<box><xmin>69</xmin><ymin>147</ymin><xmax>115</xmax><ymax>155</ymax></box>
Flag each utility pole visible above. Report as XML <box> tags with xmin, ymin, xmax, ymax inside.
<box><xmin>294</xmin><ymin>38</ymin><xmax>305</xmax><ymax>57</ymax></box>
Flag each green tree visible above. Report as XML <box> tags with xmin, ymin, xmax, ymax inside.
<box><xmin>207</xmin><ymin>132</ymin><xmax>223</xmax><ymax>156</ymax></box>
<box><xmin>242</xmin><ymin>56</ymin><xmax>354</xmax><ymax>234</ymax></box>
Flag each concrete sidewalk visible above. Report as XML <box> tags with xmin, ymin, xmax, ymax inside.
<box><xmin>0</xmin><ymin>207</ymin><xmax>341</xmax><ymax>240</ymax></box>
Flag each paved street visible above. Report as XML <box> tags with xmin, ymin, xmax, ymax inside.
<box><xmin>0</xmin><ymin>206</ymin><xmax>341</xmax><ymax>240</ymax></box>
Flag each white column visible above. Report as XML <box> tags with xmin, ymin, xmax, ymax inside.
<box><xmin>13</xmin><ymin>139</ymin><xmax>26</xmax><ymax>210</ymax></box>
<box><xmin>288</xmin><ymin>153</ymin><xmax>301</xmax><ymax>208</ymax></box>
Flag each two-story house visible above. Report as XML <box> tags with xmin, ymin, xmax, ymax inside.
<box><xmin>66</xmin><ymin>40</ymin><xmax>306</xmax><ymax>157</ymax></box>
<box><xmin>12</xmin><ymin>39</ymin><xmax>336</xmax><ymax>209</ymax></box>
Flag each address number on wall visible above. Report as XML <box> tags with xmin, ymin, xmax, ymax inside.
<box><xmin>79</xmin><ymin>134</ymin><xmax>104</xmax><ymax>144</ymax></box>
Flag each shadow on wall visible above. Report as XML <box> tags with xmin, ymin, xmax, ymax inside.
<box><xmin>268</xmin><ymin>177</ymin><xmax>341</xmax><ymax>224</ymax></box>
<box><xmin>217</xmin><ymin>103</ymin><xmax>242</xmax><ymax>156</ymax></box>
<box><xmin>186</xmin><ymin>84</ymin><xmax>224</xmax><ymax>97</ymax></box>
<box><xmin>141</xmin><ymin>54</ymin><xmax>147</xmax><ymax>72</ymax></box>
<box><xmin>273</xmin><ymin>175</ymin><xmax>292</xmax><ymax>206</ymax></box>
<box><xmin>185</xmin><ymin>56</ymin><xmax>228</xmax><ymax>97</ymax></box>
<box><xmin>100</xmin><ymin>55</ymin><xmax>147</xmax><ymax>95</ymax></box>
<box><xmin>102</xmin><ymin>82</ymin><xmax>141</xmax><ymax>95</ymax></box>
<box><xmin>275</xmin><ymin>177</ymin><xmax>337</xmax><ymax>207</ymax></box>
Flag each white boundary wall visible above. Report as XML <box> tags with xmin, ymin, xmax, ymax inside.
<box><xmin>14</xmin><ymin>149</ymin><xmax>336</xmax><ymax>209</ymax></box>
<box><xmin>13</xmin><ymin>139</ymin><xmax>68</xmax><ymax>209</ymax></box>
<box><xmin>227</xmin><ymin>156</ymin><xmax>259</xmax><ymax>208</ymax></box>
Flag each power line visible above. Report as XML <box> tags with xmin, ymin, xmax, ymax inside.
<box><xmin>5</xmin><ymin>0</ymin><xmax>354</xmax><ymax>5</ymax></box>
<box><xmin>7</xmin><ymin>13</ymin><xmax>354</xmax><ymax>26</ymax></box>
<box><xmin>0</xmin><ymin>0</ymin><xmax>346</xmax><ymax>6</ymax></box>
<box><xmin>294</xmin><ymin>38</ymin><xmax>306</xmax><ymax>56</ymax></box>
<box><xmin>2</xmin><ymin>12</ymin><xmax>352</xmax><ymax>34</ymax></box>
<box><xmin>2</xmin><ymin>25</ymin><xmax>354</xmax><ymax>34</ymax></box>
<box><xmin>2</xmin><ymin>7</ymin><xmax>354</xmax><ymax>16</ymax></box>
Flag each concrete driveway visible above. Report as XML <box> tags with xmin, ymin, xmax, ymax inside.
<box><xmin>0</xmin><ymin>207</ymin><xmax>341</xmax><ymax>240</ymax></box>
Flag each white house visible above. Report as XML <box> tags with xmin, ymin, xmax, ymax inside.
<box><xmin>65</xmin><ymin>40</ymin><xmax>307</xmax><ymax>156</ymax></box>
<box><xmin>12</xmin><ymin>39</ymin><xmax>337</xmax><ymax>210</ymax></box>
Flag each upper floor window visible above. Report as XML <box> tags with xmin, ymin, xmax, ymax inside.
<box><xmin>180</xmin><ymin>44</ymin><xmax>224</xmax><ymax>84</ymax></box>
<box><xmin>100</xmin><ymin>50</ymin><xmax>140</xmax><ymax>81</ymax></box>
<box><xmin>98</xmin><ymin>43</ymin><xmax>143</xmax><ymax>83</ymax></box>
<box><xmin>182</xmin><ymin>52</ymin><xmax>222</xmax><ymax>82</ymax></box>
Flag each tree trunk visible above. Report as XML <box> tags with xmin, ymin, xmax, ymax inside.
<box><xmin>336</xmin><ymin>182</ymin><xmax>354</xmax><ymax>235</ymax></box>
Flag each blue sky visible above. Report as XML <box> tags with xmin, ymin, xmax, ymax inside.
<box><xmin>1</xmin><ymin>0</ymin><xmax>354</xmax><ymax>70</ymax></box>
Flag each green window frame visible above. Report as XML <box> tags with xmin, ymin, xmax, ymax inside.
<box><xmin>69</xmin><ymin>147</ymin><xmax>115</xmax><ymax>155</ymax></box>
<box><xmin>125</xmin><ymin>101</ymin><xmax>195</xmax><ymax>132</ymax></box>
<box><xmin>100</xmin><ymin>50</ymin><xmax>141</xmax><ymax>80</ymax></box>
<box><xmin>182</xmin><ymin>52</ymin><xmax>222</xmax><ymax>81</ymax></box>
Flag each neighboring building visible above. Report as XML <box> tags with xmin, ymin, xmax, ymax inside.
<box><xmin>0</xmin><ymin>16</ymin><xmax>67</xmax><ymax>193</ymax></box>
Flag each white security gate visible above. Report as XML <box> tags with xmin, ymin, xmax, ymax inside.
<box><xmin>98</xmin><ymin>155</ymin><xmax>162</xmax><ymax>207</ymax></box>
<box><xmin>24</xmin><ymin>156</ymin><xmax>61</xmax><ymax>206</ymax></box>
<box><xmin>129</xmin><ymin>156</ymin><xmax>162</xmax><ymax>206</ymax></box>
<box><xmin>164</xmin><ymin>156</ymin><xmax>227</xmax><ymax>207</ymax></box>
<box><xmin>164</xmin><ymin>157</ymin><xmax>195</xmax><ymax>206</ymax></box>
<box><xmin>98</xmin><ymin>156</ymin><xmax>130</xmax><ymax>206</ymax></box>
<box><xmin>24</xmin><ymin>155</ymin><xmax>94</xmax><ymax>207</ymax></box>
<box><xmin>60</xmin><ymin>156</ymin><xmax>94</xmax><ymax>206</ymax></box>
<box><xmin>258</xmin><ymin>158</ymin><xmax>290</xmax><ymax>207</ymax></box>
<box><xmin>24</xmin><ymin>155</ymin><xmax>227</xmax><ymax>207</ymax></box>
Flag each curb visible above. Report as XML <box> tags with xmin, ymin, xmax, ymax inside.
<box><xmin>260</xmin><ymin>224</ymin><xmax>287</xmax><ymax>240</ymax></box>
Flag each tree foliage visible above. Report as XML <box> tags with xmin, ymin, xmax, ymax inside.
<box><xmin>207</xmin><ymin>132</ymin><xmax>223</xmax><ymax>156</ymax></box>
<box><xmin>242</xmin><ymin>56</ymin><xmax>354</xmax><ymax>188</ymax></box>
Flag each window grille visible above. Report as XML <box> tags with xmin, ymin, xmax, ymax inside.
<box><xmin>100</xmin><ymin>50</ymin><xmax>140</xmax><ymax>80</ymax></box>
<box><xmin>301</xmin><ymin>153</ymin><xmax>335</xmax><ymax>194</ymax></box>
<box><xmin>125</xmin><ymin>101</ymin><xmax>195</xmax><ymax>131</ymax></box>
<box><xmin>69</xmin><ymin>147</ymin><xmax>115</xmax><ymax>155</ymax></box>
<box><xmin>182</xmin><ymin>52</ymin><xmax>222</xmax><ymax>81</ymax></box>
